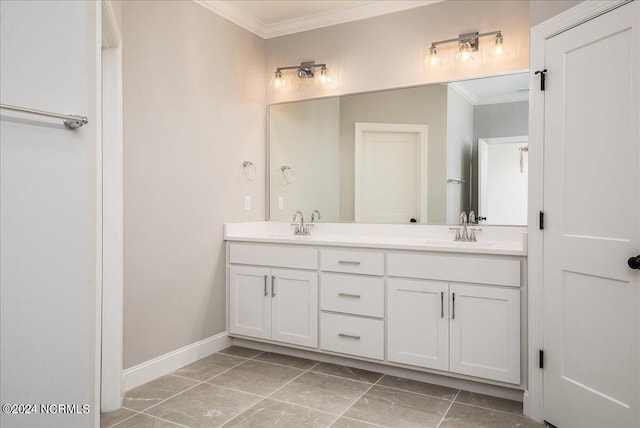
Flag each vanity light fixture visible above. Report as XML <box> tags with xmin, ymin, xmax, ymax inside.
<box><xmin>272</xmin><ymin>61</ymin><xmax>331</xmax><ymax>89</ymax></box>
<box><xmin>428</xmin><ymin>31</ymin><xmax>505</xmax><ymax>66</ymax></box>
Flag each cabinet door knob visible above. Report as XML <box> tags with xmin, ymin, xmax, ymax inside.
<box><xmin>628</xmin><ymin>255</ymin><xmax>640</xmax><ymax>270</ymax></box>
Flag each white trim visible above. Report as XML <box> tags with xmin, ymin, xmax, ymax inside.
<box><xmin>94</xmin><ymin>2</ymin><xmax>103</xmax><ymax>427</ymax></box>
<box><xmin>194</xmin><ymin>0</ymin><xmax>442</xmax><ymax>39</ymax></box>
<box><xmin>354</xmin><ymin>122</ymin><xmax>429</xmax><ymax>223</ymax></box>
<box><xmin>100</xmin><ymin>0</ymin><xmax>124</xmax><ymax>413</ymax></box>
<box><xmin>101</xmin><ymin>0</ymin><xmax>121</xmax><ymax>47</ymax></box>
<box><xmin>448</xmin><ymin>82</ymin><xmax>528</xmax><ymax>106</ymax></box>
<box><xmin>123</xmin><ymin>332</ymin><xmax>232</xmax><ymax>391</ymax></box>
<box><xmin>526</xmin><ymin>0</ymin><xmax>629</xmax><ymax>422</ymax></box>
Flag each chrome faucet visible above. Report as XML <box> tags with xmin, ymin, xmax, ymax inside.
<box><xmin>311</xmin><ymin>209</ymin><xmax>321</xmax><ymax>222</ymax></box>
<box><xmin>458</xmin><ymin>212</ymin><xmax>469</xmax><ymax>241</ymax></box>
<box><xmin>453</xmin><ymin>212</ymin><xmax>480</xmax><ymax>242</ymax></box>
<box><xmin>291</xmin><ymin>210</ymin><xmax>313</xmax><ymax>235</ymax></box>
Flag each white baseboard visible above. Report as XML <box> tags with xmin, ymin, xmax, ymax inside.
<box><xmin>123</xmin><ymin>332</ymin><xmax>232</xmax><ymax>391</ymax></box>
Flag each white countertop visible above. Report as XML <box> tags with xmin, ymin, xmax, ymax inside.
<box><xmin>224</xmin><ymin>222</ymin><xmax>528</xmax><ymax>256</ymax></box>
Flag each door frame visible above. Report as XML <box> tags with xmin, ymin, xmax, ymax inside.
<box><xmin>354</xmin><ymin>122</ymin><xmax>429</xmax><ymax>223</ymax></box>
<box><xmin>100</xmin><ymin>0</ymin><xmax>124</xmax><ymax>412</ymax></box>
<box><xmin>526</xmin><ymin>0</ymin><xmax>631</xmax><ymax>422</ymax></box>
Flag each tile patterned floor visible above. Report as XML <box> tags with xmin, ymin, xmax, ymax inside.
<box><xmin>102</xmin><ymin>346</ymin><xmax>543</xmax><ymax>428</ymax></box>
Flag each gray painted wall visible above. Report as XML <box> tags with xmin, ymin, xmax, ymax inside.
<box><xmin>266</xmin><ymin>0</ymin><xmax>531</xmax><ymax>104</ymax></box>
<box><xmin>122</xmin><ymin>0</ymin><xmax>266</xmax><ymax>369</ymax></box>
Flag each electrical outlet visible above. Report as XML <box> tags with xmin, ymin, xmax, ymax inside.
<box><xmin>278</xmin><ymin>196</ymin><xmax>284</xmax><ymax>210</ymax></box>
<box><xmin>244</xmin><ymin>196</ymin><xmax>251</xmax><ymax>211</ymax></box>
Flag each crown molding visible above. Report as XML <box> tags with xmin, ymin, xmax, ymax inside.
<box><xmin>448</xmin><ymin>82</ymin><xmax>528</xmax><ymax>106</ymax></box>
<box><xmin>194</xmin><ymin>0</ymin><xmax>265</xmax><ymax>37</ymax></box>
<box><xmin>195</xmin><ymin>0</ymin><xmax>443</xmax><ymax>39</ymax></box>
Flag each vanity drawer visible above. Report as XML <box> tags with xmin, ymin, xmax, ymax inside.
<box><xmin>321</xmin><ymin>274</ymin><xmax>384</xmax><ymax>318</ymax></box>
<box><xmin>229</xmin><ymin>243</ymin><xmax>317</xmax><ymax>270</ymax></box>
<box><xmin>320</xmin><ymin>249</ymin><xmax>384</xmax><ymax>276</ymax></box>
<box><xmin>387</xmin><ymin>253</ymin><xmax>520</xmax><ymax>287</ymax></box>
<box><xmin>320</xmin><ymin>313</ymin><xmax>384</xmax><ymax>360</ymax></box>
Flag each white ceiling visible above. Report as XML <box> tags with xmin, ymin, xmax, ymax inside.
<box><xmin>194</xmin><ymin>0</ymin><xmax>442</xmax><ymax>39</ymax></box>
<box><xmin>449</xmin><ymin>73</ymin><xmax>529</xmax><ymax>105</ymax></box>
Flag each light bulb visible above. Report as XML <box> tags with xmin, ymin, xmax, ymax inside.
<box><xmin>428</xmin><ymin>45</ymin><xmax>441</xmax><ymax>67</ymax></box>
<box><xmin>494</xmin><ymin>33</ymin><xmax>504</xmax><ymax>57</ymax></box>
<box><xmin>456</xmin><ymin>41</ymin><xmax>474</xmax><ymax>63</ymax></box>
<box><xmin>318</xmin><ymin>66</ymin><xmax>331</xmax><ymax>85</ymax></box>
<box><xmin>273</xmin><ymin>70</ymin><xmax>285</xmax><ymax>88</ymax></box>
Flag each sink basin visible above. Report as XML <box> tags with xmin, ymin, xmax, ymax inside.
<box><xmin>421</xmin><ymin>240</ymin><xmax>494</xmax><ymax>247</ymax></box>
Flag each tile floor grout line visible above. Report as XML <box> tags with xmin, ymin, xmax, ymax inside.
<box><xmin>331</xmin><ymin>416</ymin><xmax>389</xmax><ymax>428</ymax></box>
<box><xmin>200</xmin><ymin>382</ymin><xmax>268</xmax><ymax>400</ymax></box>
<box><xmin>305</xmin><ymin>369</ymin><xmax>382</xmax><ymax>386</ymax></box>
<box><xmin>264</xmin><ymin>361</ymin><xmax>321</xmax><ymax>400</ymax></box>
<box><xmin>436</xmin><ymin>389</ymin><xmax>460</xmax><ymax>428</ymax></box>
<box><xmin>132</xmin><ymin>358</ymin><xmax>254</xmax><ymax>420</ymax></box>
<box><xmin>263</xmin><ymin>396</ymin><xmax>341</xmax><ymax>418</ymax></box>
<box><xmin>243</xmin><ymin>357</ymin><xmax>318</xmax><ymax>372</ymax></box>
<box><xmin>136</xmin><ymin>379</ymin><xmax>207</xmax><ymax>414</ymax></box>
<box><xmin>450</xmin><ymin>400</ymin><xmax>527</xmax><ymax>418</ymax></box>
<box><xmin>193</xmin><ymin>356</ymin><xmax>255</xmax><ymax>383</ymax></box>
<box><xmin>328</xmin><ymin>371</ymin><xmax>387</xmax><ymax>427</ymax></box>
<box><xmin>139</xmin><ymin>412</ymin><xmax>192</xmax><ymax>428</ymax></box>
<box><xmin>372</xmin><ymin>382</ymin><xmax>459</xmax><ymax>403</ymax></box>
<box><xmin>218</xmin><ymin>360</ymin><xmax>324</xmax><ymax>428</ymax></box>
<box><xmin>215</xmin><ymin>352</ymin><xmax>250</xmax><ymax>360</ymax></box>
<box><xmin>107</xmin><ymin>410</ymin><xmax>141</xmax><ymax>428</ymax></box>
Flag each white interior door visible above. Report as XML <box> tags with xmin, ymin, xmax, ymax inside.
<box><xmin>543</xmin><ymin>2</ymin><xmax>640</xmax><ymax>427</ymax></box>
<box><xmin>355</xmin><ymin>123</ymin><xmax>428</xmax><ymax>223</ymax></box>
<box><xmin>478</xmin><ymin>136</ymin><xmax>528</xmax><ymax>225</ymax></box>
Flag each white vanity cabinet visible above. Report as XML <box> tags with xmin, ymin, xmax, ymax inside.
<box><xmin>228</xmin><ymin>244</ymin><xmax>318</xmax><ymax>348</ymax></box>
<box><xmin>225</xmin><ymin>229</ymin><xmax>527</xmax><ymax>390</ymax></box>
<box><xmin>319</xmin><ymin>249</ymin><xmax>385</xmax><ymax>360</ymax></box>
<box><xmin>387</xmin><ymin>252</ymin><xmax>521</xmax><ymax>384</ymax></box>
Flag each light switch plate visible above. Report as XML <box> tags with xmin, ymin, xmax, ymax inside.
<box><xmin>278</xmin><ymin>196</ymin><xmax>284</xmax><ymax>210</ymax></box>
<box><xmin>244</xmin><ymin>196</ymin><xmax>251</xmax><ymax>211</ymax></box>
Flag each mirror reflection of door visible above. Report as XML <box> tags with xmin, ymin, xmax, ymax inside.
<box><xmin>354</xmin><ymin>123</ymin><xmax>428</xmax><ymax>223</ymax></box>
<box><xmin>478</xmin><ymin>136</ymin><xmax>528</xmax><ymax>225</ymax></box>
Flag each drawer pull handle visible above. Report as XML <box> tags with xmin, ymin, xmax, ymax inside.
<box><xmin>338</xmin><ymin>292</ymin><xmax>361</xmax><ymax>298</ymax></box>
<box><xmin>338</xmin><ymin>333</ymin><xmax>361</xmax><ymax>340</ymax></box>
<box><xmin>264</xmin><ymin>275</ymin><xmax>269</xmax><ymax>297</ymax></box>
<box><xmin>338</xmin><ymin>260</ymin><xmax>361</xmax><ymax>265</ymax></box>
<box><xmin>271</xmin><ymin>276</ymin><xmax>276</xmax><ymax>297</ymax></box>
<box><xmin>452</xmin><ymin>292</ymin><xmax>455</xmax><ymax>320</ymax></box>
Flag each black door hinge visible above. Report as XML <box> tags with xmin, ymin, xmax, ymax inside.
<box><xmin>539</xmin><ymin>211</ymin><xmax>544</xmax><ymax>230</ymax></box>
<box><xmin>534</xmin><ymin>69</ymin><xmax>547</xmax><ymax>91</ymax></box>
<box><xmin>539</xmin><ymin>349</ymin><xmax>544</xmax><ymax>369</ymax></box>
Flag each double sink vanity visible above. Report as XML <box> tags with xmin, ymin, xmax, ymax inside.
<box><xmin>225</xmin><ymin>221</ymin><xmax>528</xmax><ymax>395</ymax></box>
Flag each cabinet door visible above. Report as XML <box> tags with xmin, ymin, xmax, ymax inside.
<box><xmin>449</xmin><ymin>283</ymin><xmax>520</xmax><ymax>384</ymax></box>
<box><xmin>271</xmin><ymin>269</ymin><xmax>318</xmax><ymax>348</ymax></box>
<box><xmin>229</xmin><ymin>265</ymin><xmax>271</xmax><ymax>340</ymax></box>
<box><xmin>387</xmin><ymin>278</ymin><xmax>449</xmax><ymax>371</ymax></box>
